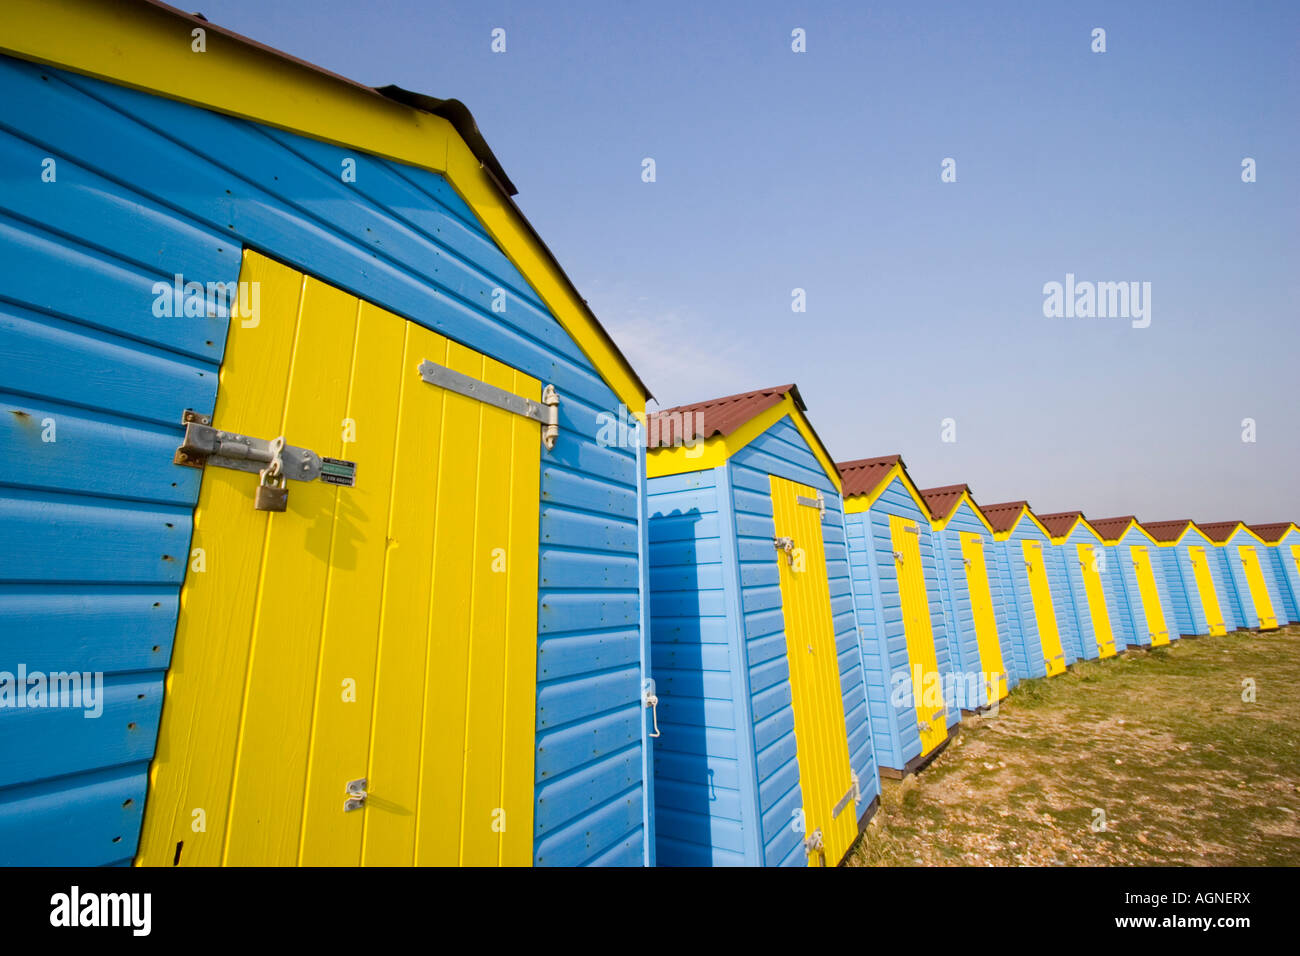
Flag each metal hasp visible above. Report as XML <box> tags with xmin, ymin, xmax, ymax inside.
<box><xmin>173</xmin><ymin>409</ymin><xmax>355</xmax><ymax>512</ymax></box>
<box><xmin>417</xmin><ymin>359</ymin><xmax>560</xmax><ymax>450</ymax></box>
<box><xmin>796</xmin><ymin>492</ymin><xmax>826</xmax><ymax>519</ymax></box>
<box><xmin>832</xmin><ymin>773</ymin><xmax>860</xmax><ymax>819</ymax></box>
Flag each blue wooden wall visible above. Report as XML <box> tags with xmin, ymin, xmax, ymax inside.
<box><xmin>1155</xmin><ymin>545</ymin><xmax>1199</xmax><ymax>637</ymax></box>
<box><xmin>647</xmin><ymin>468</ymin><xmax>749</xmax><ymax>865</ymax></box>
<box><xmin>844</xmin><ymin>475</ymin><xmax>957</xmax><ymax>773</ymax></box>
<box><xmin>0</xmin><ymin>55</ymin><xmax>648</xmax><ymax>866</ymax></box>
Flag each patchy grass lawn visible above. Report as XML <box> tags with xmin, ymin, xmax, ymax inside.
<box><xmin>848</xmin><ymin>624</ymin><xmax>1300</xmax><ymax>866</ymax></box>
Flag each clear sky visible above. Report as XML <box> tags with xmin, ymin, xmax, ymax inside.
<box><xmin>200</xmin><ymin>0</ymin><xmax>1298</xmax><ymax>523</ymax></box>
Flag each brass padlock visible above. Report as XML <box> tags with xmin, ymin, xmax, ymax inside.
<box><xmin>254</xmin><ymin>437</ymin><xmax>289</xmax><ymax>512</ymax></box>
<box><xmin>255</xmin><ymin>482</ymin><xmax>288</xmax><ymax>512</ymax></box>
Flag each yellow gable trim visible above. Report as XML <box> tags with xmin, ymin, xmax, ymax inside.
<box><xmin>931</xmin><ymin>493</ymin><xmax>995</xmax><ymax>535</ymax></box>
<box><xmin>1044</xmin><ymin>515</ymin><xmax>1082</xmax><ymax>545</ymax></box>
<box><xmin>1231</xmin><ymin>525</ymin><xmax>1268</xmax><ymax>546</ymax></box>
<box><xmin>0</xmin><ymin>0</ymin><xmax>646</xmax><ymax>413</ymax></box>
<box><xmin>645</xmin><ymin>394</ymin><xmax>842</xmax><ymax>492</ymax></box>
<box><xmin>991</xmin><ymin>508</ymin><xmax>1052</xmax><ymax>542</ymax></box>
<box><xmin>843</xmin><ymin>464</ymin><xmax>932</xmax><ymax>519</ymax></box>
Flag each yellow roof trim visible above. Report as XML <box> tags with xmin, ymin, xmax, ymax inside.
<box><xmin>1256</xmin><ymin>523</ymin><xmax>1300</xmax><ymax>545</ymax></box>
<box><xmin>843</xmin><ymin>464</ymin><xmax>932</xmax><ymax>518</ymax></box>
<box><xmin>1232</xmin><ymin>525</ymin><xmax>1269</xmax><ymax>546</ymax></box>
<box><xmin>932</xmin><ymin>492</ymin><xmax>995</xmax><ymax>535</ymax></box>
<box><xmin>991</xmin><ymin>507</ymin><xmax>1053</xmax><ymax>542</ymax></box>
<box><xmin>0</xmin><ymin>0</ymin><xmax>647</xmax><ymax>413</ymax></box>
<box><xmin>1044</xmin><ymin>514</ymin><xmax>1082</xmax><ymax>544</ymax></box>
<box><xmin>645</xmin><ymin>394</ymin><xmax>843</xmax><ymax>492</ymax></box>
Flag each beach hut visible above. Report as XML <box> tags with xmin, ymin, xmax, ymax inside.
<box><xmin>1037</xmin><ymin>512</ymin><xmax>1123</xmax><ymax>660</ymax></box>
<box><xmin>1198</xmin><ymin>523</ymin><xmax>1283</xmax><ymax>631</ymax></box>
<box><xmin>1252</xmin><ymin>523</ymin><xmax>1300</xmax><ymax>623</ymax></box>
<box><xmin>1141</xmin><ymin>521</ymin><xmax>1231</xmax><ymax>637</ymax></box>
<box><xmin>646</xmin><ymin>385</ymin><xmax>879</xmax><ymax>867</ymax></box>
<box><xmin>981</xmin><ymin>502</ymin><xmax>1076</xmax><ymax>678</ymax></box>
<box><xmin>919</xmin><ymin>485</ymin><xmax>1019</xmax><ymax>711</ymax></box>
<box><xmin>1248</xmin><ymin>524</ymin><xmax>1300</xmax><ymax>625</ymax></box>
<box><xmin>1090</xmin><ymin>518</ymin><xmax>1176</xmax><ymax>647</ymax></box>
<box><xmin>839</xmin><ymin>456</ymin><xmax>959</xmax><ymax>777</ymax></box>
<box><xmin>0</xmin><ymin>3</ymin><xmax>658</xmax><ymax>867</ymax></box>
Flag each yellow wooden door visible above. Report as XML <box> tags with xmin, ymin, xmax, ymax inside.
<box><xmin>959</xmin><ymin>532</ymin><xmax>1007</xmax><ymax>700</ymax></box>
<box><xmin>1021</xmin><ymin>540</ymin><xmax>1065</xmax><ymax>675</ymax></box>
<box><xmin>1076</xmin><ymin>544</ymin><xmax>1116</xmax><ymax>658</ymax></box>
<box><xmin>1291</xmin><ymin>544</ymin><xmax>1300</xmax><ymax>582</ymax></box>
<box><xmin>769</xmin><ymin>476</ymin><xmax>858</xmax><ymax>866</ymax></box>
<box><xmin>891</xmin><ymin>515</ymin><xmax>948</xmax><ymax>754</ymax></box>
<box><xmin>1129</xmin><ymin>546</ymin><xmax>1170</xmax><ymax>646</ymax></box>
<box><xmin>1188</xmin><ymin>546</ymin><xmax>1226</xmax><ymax>636</ymax></box>
<box><xmin>138</xmin><ymin>250</ymin><xmax>541</xmax><ymax>867</ymax></box>
<box><xmin>1238</xmin><ymin>546</ymin><xmax>1278</xmax><ymax>630</ymax></box>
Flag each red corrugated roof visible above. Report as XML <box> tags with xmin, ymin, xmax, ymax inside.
<box><xmin>1142</xmin><ymin>520</ymin><xmax>1193</xmax><ymax>543</ymax></box>
<box><xmin>1090</xmin><ymin>516</ymin><xmax>1137</xmax><ymax>541</ymax></box>
<box><xmin>837</xmin><ymin>455</ymin><xmax>902</xmax><ymax>499</ymax></box>
<box><xmin>1197</xmin><ymin>521</ymin><xmax>1242</xmax><ymax>543</ymax></box>
<box><xmin>1036</xmin><ymin>511</ymin><xmax>1083</xmax><ymax>538</ymax></box>
<box><xmin>918</xmin><ymin>484</ymin><xmax>971</xmax><ymax>522</ymax></box>
<box><xmin>981</xmin><ymin>501</ymin><xmax>1029</xmax><ymax>534</ymax></box>
<box><xmin>1249</xmin><ymin>523</ymin><xmax>1297</xmax><ymax>543</ymax></box>
<box><xmin>645</xmin><ymin>384</ymin><xmax>801</xmax><ymax>448</ymax></box>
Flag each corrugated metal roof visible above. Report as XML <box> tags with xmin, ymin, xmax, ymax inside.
<box><xmin>1249</xmin><ymin>522</ymin><xmax>1297</xmax><ymax>543</ymax></box>
<box><xmin>981</xmin><ymin>501</ymin><xmax>1030</xmax><ymax>534</ymax></box>
<box><xmin>1036</xmin><ymin>511</ymin><xmax>1084</xmax><ymax>538</ymax></box>
<box><xmin>1197</xmin><ymin>521</ymin><xmax>1244</xmax><ymax>543</ymax></box>
<box><xmin>1142</xmin><ymin>520</ymin><xmax>1194</xmax><ymax>543</ymax></box>
<box><xmin>837</xmin><ymin>455</ymin><xmax>902</xmax><ymax>499</ymax></box>
<box><xmin>645</xmin><ymin>384</ymin><xmax>801</xmax><ymax>448</ymax></box>
<box><xmin>918</xmin><ymin>484</ymin><xmax>971</xmax><ymax>522</ymax></box>
<box><xmin>1090</xmin><ymin>516</ymin><xmax>1137</xmax><ymax>541</ymax></box>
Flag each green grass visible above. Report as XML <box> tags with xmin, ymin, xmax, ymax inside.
<box><xmin>847</xmin><ymin>624</ymin><xmax>1300</xmax><ymax>866</ymax></box>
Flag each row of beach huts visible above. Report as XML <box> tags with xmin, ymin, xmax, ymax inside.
<box><xmin>644</xmin><ymin>383</ymin><xmax>1298</xmax><ymax>865</ymax></box>
<box><xmin>0</xmin><ymin>2</ymin><xmax>1294</xmax><ymax>868</ymax></box>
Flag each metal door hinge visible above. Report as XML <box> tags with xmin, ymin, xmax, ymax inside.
<box><xmin>344</xmin><ymin>777</ymin><xmax>367</xmax><ymax>812</ymax></box>
<box><xmin>904</xmin><ymin>524</ymin><xmax>919</xmax><ymax>535</ymax></box>
<box><xmin>803</xmin><ymin>827</ymin><xmax>824</xmax><ymax>852</ymax></box>
<box><xmin>417</xmin><ymin>360</ymin><xmax>559</xmax><ymax>450</ymax></box>
<box><xmin>174</xmin><ymin>410</ymin><xmax>355</xmax><ymax>512</ymax></box>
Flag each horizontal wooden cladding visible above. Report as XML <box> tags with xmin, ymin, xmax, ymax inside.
<box><xmin>0</xmin><ymin>66</ymin><xmax>234</xmax><ymax>863</ymax></box>
<box><xmin>1</xmin><ymin>55</ymin><xmax>651</xmax><ymax>865</ymax></box>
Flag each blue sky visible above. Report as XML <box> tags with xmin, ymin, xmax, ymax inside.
<box><xmin>203</xmin><ymin>0</ymin><xmax>1298</xmax><ymax>522</ymax></box>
